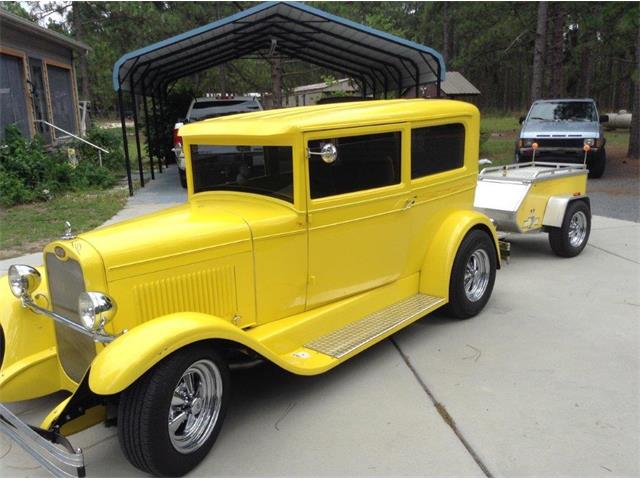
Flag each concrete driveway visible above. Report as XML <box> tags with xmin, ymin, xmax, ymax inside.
<box><xmin>0</xmin><ymin>168</ymin><xmax>638</xmax><ymax>477</ymax></box>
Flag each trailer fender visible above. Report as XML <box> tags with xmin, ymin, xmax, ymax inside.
<box><xmin>419</xmin><ymin>210</ymin><xmax>500</xmax><ymax>299</ymax></box>
<box><xmin>542</xmin><ymin>195</ymin><xmax>590</xmax><ymax>228</ymax></box>
<box><xmin>88</xmin><ymin>312</ymin><xmax>278</xmax><ymax>396</ymax></box>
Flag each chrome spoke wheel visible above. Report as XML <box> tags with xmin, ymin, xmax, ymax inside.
<box><xmin>168</xmin><ymin>359</ymin><xmax>223</xmax><ymax>454</ymax></box>
<box><xmin>568</xmin><ymin>211</ymin><xmax>588</xmax><ymax>248</ymax></box>
<box><xmin>463</xmin><ymin>248</ymin><xmax>490</xmax><ymax>302</ymax></box>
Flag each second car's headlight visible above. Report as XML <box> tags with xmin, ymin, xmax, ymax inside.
<box><xmin>78</xmin><ymin>292</ymin><xmax>117</xmax><ymax>331</ymax></box>
<box><xmin>520</xmin><ymin>139</ymin><xmax>534</xmax><ymax>148</ymax></box>
<box><xmin>8</xmin><ymin>265</ymin><xmax>41</xmax><ymax>298</ymax></box>
<box><xmin>584</xmin><ymin>138</ymin><xmax>595</xmax><ymax>146</ymax></box>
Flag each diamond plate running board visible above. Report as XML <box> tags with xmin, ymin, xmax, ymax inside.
<box><xmin>305</xmin><ymin>293</ymin><xmax>445</xmax><ymax>359</ymax></box>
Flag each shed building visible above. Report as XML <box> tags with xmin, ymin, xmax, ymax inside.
<box><xmin>0</xmin><ymin>9</ymin><xmax>89</xmax><ymax>143</ymax></box>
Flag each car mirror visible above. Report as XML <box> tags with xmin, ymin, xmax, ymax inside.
<box><xmin>599</xmin><ymin>115</ymin><xmax>609</xmax><ymax>123</ymax></box>
<box><xmin>518</xmin><ymin>116</ymin><xmax>525</xmax><ymax>124</ymax></box>
<box><xmin>308</xmin><ymin>143</ymin><xmax>338</xmax><ymax>164</ymax></box>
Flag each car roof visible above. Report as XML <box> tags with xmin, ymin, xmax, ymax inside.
<box><xmin>193</xmin><ymin>96</ymin><xmax>258</xmax><ymax>102</ymax></box>
<box><xmin>180</xmin><ymin>99</ymin><xmax>478</xmax><ymax>138</ymax></box>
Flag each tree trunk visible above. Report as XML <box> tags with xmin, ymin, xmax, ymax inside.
<box><xmin>442</xmin><ymin>3</ymin><xmax>454</xmax><ymax>64</ymax></box>
<box><xmin>628</xmin><ymin>24</ymin><xmax>640</xmax><ymax>159</ymax></box>
<box><xmin>270</xmin><ymin>56</ymin><xmax>282</xmax><ymax>108</ymax></box>
<box><xmin>531</xmin><ymin>1</ymin><xmax>548</xmax><ymax>102</ymax></box>
<box><xmin>549</xmin><ymin>4</ymin><xmax>565</xmax><ymax>98</ymax></box>
<box><xmin>71</xmin><ymin>3</ymin><xmax>90</xmax><ymax>100</ymax></box>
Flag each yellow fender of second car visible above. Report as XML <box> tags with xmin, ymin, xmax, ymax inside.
<box><xmin>419</xmin><ymin>209</ymin><xmax>500</xmax><ymax>299</ymax></box>
<box><xmin>89</xmin><ymin>312</ymin><xmax>286</xmax><ymax>395</ymax></box>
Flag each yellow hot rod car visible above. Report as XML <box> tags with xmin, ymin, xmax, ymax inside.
<box><xmin>0</xmin><ymin>99</ymin><xmax>500</xmax><ymax>477</ymax></box>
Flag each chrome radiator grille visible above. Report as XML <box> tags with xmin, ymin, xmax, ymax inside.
<box><xmin>45</xmin><ymin>253</ymin><xmax>96</xmax><ymax>382</ymax></box>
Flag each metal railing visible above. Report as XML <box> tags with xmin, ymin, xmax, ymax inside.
<box><xmin>34</xmin><ymin>119</ymin><xmax>109</xmax><ymax>166</ymax></box>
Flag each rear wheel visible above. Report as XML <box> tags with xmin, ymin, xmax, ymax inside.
<box><xmin>445</xmin><ymin>229</ymin><xmax>497</xmax><ymax>319</ymax></box>
<box><xmin>118</xmin><ymin>344</ymin><xmax>229</xmax><ymax>477</ymax></box>
<box><xmin>548</xmin><ymin>201</ymin><xmax>591</xmax><ymax>257</ymax></box>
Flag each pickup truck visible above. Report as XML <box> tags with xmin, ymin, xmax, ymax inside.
<box><xmin>515</xmin><ymin>98</ymin><xmax>608</xmax><ymax>178</ymax></box>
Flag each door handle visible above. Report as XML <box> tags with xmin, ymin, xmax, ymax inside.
<box><xmin>403</xmin><ymin>198</ymin><xmax>417</xmax><ymax>210</ymax></box>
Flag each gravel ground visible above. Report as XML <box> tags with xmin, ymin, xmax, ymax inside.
<box><xmin>587</xmin><ymin>144</ymin><xmax>639</xmax><ymax>222</ymax></box>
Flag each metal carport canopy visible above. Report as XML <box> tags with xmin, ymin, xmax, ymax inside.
<box><xmin>112</xmin><ymin>1</ymin><xmax>446</xmax><ymax>96</ymax></box>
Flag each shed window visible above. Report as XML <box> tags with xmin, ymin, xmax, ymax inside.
<box><xmin>0</xmin><ymin>53</ymin><xmax>30</xmax><ymax>140</ymax></box>
<box><xmin>47</xmin><ymin>65</ymin><xmax>76</xmax><ymax>135</ymax></box>
<box><xmin>411</xmin><ymin>124</ymin><xmax>465</xmax><ymax>178</ymax></box>
<box><xmin>308</xmin><ymin>132</ymin><xmax>401</xmax><ymax>199</ymax></box>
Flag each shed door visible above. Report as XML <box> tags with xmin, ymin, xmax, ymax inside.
<box><xmin>47</xmin><ymin>64</ymin><xmax>77</xmax><ymax>136</ymax></box>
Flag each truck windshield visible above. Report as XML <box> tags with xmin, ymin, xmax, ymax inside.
<box><xmin>528</xmin><ymin>102</ymin><xmax>597</xmax><ymax>122</ymax></box>
<box><xmin>190</xmin><ymin>145</ymin><xmax>294</xmax><ymax>202</ymax></box>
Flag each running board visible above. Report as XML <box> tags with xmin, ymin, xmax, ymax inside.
<box><xmin>305</xmin><ymin>293</ymin><xmax>445</xmax><ymax>358</ymax></box>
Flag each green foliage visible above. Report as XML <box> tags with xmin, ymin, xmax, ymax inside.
<box><xmin>0</xmin><ymin>125</ymin><xmax>117</xmax><ymax>207</ymax></box>
<box><xmin>74</xmin><ymin>126</ymin><xmax>124</xmax><ymax>171</ymax></box>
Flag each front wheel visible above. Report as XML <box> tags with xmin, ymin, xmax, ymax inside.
<box><xmin>587</xmin><ymin>146</ymin><xmax>606</xmax><ymax>179</ymax></box>
<box><xmin>445</xmin><ymin>229</ymin><xmax>497</xmax><ymax>319</ymax></box>
<box><xmin>548</xmin><ymin>201</ymin><xmax>591</xmax><ymax>257</ymax></box>
<box><xmin>118</xmin><ymin>344</ymin><xmax>229</xmax><ymax>476</ymax></box>
<box><xmin>179</xmin><ymin>168</ymin><xmax>187</xmax><ymax>188</ymax></box>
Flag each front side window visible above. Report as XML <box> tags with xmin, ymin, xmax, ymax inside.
<box><xmin>308</xmin><ymin>132</ymin><xmax>401</xmax><ymax>199</ymax></box>
<box><xmin>411</xmin><ymin>124</ymin><xmax>465</xmax><ymax>178</ymax></box>
<box><xmin>191</xmin><ymin>145</ymin><xmax>293</xmax><ymax>202</ymax></box>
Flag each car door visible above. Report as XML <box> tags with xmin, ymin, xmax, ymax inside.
<box><xmin>304</xmin><ymin>124</ymin><xmax>414</xmax><ymax>309</ymax></box>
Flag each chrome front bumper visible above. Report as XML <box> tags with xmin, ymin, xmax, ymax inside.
<box><xmin>0</xmin><ymin>403</ymin><xmax>85</xmax><ymax>477</ymax></box>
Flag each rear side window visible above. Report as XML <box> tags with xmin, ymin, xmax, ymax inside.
<box><xmin>411</xmin><ymin>124</ymin><xmax>465</xmax><ymax>178</ymax></box>
<box><xmin>308</xmin><ymin>132</ymin><xmax>401</xmax><ymax>199</ymax></box>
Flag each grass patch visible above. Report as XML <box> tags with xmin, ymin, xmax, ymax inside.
<box><xmin>0</xmin><ymin>188</ymin><xmax>128</xmax><ymax>259</ymax></box>
<box><xmin>479</xmin><ymin>115</ymin><xmax>520</xmax><ymax>166</ymax></box>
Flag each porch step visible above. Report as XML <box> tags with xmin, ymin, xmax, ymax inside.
<box><xmin>305</xmin><ymin>293</ymin><xmax>444</xmax><ymax>358</ymax></box>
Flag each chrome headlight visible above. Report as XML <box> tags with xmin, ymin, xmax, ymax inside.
<box><xmin>8</xmin><ymin>265</ymin><xmax>41</xmax><ymax>298</ymax></box>
<box><xmin>584</xmin><ymin>138</ymin><xmax>595</xmax><ymax>146</ymax></box>
<box><xmin>521</xmin><ymin>138</ymin><xmax>534</xmax><ymax>148</ymax></box>
<box><xmin>78</xmin><ymin>292</ymin><xmax>117</xmax><ymax>331</ymax></box>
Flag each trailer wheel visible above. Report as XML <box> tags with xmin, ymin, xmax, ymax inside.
<box><xmin>118</xmin><ymin>344</ymin><xmax>229</xmax><ymax>476</ymax></box>
<box><xmin>548</xmin><ymin>201</ymin><xmax>591</xmax><ymax>257</ymax></box>
<box><xmin>446</xmin><ymin>229</ymin><xmax>497</xmax><ymax>319</ymax></box>
<box><xmin>587</xmin><ymin>147</ymin><xmax>606</xmax><ymax>179</ymax></box>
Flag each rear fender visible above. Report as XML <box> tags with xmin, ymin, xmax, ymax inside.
<box><xmin>419</xmin><ymin>210</ymin><xmax>500</xmax><ymax>298</ymax></box>
<box><xmin>88</xmin><ymin>312</ymin><xmax>280</xmax><ymax>396</ymax></box>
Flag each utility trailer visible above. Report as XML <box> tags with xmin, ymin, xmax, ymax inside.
<box><xmin>474</xmin><ymin>161</ymin><xmax>591</xmax><ymax>258</ymax></box>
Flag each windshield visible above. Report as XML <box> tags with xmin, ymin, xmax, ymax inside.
<box><xmin>528</xmin><ymin>102</ymin><xmax>597</xmax><ymax>122</ymax></box>
<box><xmin>190</xmin><ymin>145</ymin><xmax>293</xmax><ymax>202</ymax></box>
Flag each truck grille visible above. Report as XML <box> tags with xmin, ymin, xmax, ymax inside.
<box><xmin>45</xmin><ymin>253</ymin><xmax>96</xmax><ymax>382</ymax></box>
<box><xmin>535</xmin><ymin>138</ymin><xmax>583</xmax><ymax>148</ymax></box>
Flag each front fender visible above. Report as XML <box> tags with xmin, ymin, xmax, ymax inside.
<box><xmin>419</xmin><ymin>209</ymin><xmax>500</xmax><ymax>298</ymax></box>
<box><xmin>88</xmin><ymin>312</ymin><xmax>278</xmax><ymax>395</ymax></box>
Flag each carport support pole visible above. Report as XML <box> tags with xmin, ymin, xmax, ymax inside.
<box><xmin>129</xmin><ymin>79</ymin><xmax>145</xmax><ymax>188</ymax></box>
<box><xmin>158</xmin><ymin>92</ymin><xmax>169</xmax><ymax>168</ymax></box>
<box><xmin>151</xmin><ymin>95</ymin><xmax>163</xmax><ymax>174</ymax></box>
<box><xmin>142</xmin><ymin>89</ymin><xmax>155</xmax><ymax>180</ymax></box>
<box><xmin>117</xmin><ymin>88</ymin><xmax>134</xmax><ymax>196</ymax></box>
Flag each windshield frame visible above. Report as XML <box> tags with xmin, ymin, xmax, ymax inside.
<box><xmin>187</xmin><ymin>142</ymin><xmax>297</xmax><ymax>206</ymax></box>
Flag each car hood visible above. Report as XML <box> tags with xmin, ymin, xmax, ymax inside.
<box><xmin>521</xmin><ymin>120</ymin><xmax>599</xmax><ymax>138</ymax></box>
<box><xmin>79</xmin><ymin>201</ymin><xmax>252</xmax><ymax>281</ymax></box>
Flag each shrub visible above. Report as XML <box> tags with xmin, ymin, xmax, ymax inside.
<box><xmin>0</xmin><ymin>125</ymin><xmax>117</xmax><ymax>207</ymax></box>
<box><xmin>75</xmin><ymin>126</ymin><xmax>125</xmax><ymax>171</ymax></box>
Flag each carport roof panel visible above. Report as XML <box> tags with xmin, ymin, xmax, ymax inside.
<box><xmin>113</xmin><ymin>1</ymin><xmax>446</xmax><ymax>94</ymax></box>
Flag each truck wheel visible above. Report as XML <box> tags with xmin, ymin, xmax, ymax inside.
<box><xmin>179</xmin><ymin>169</ymin><xmax>187</xmax><ymax>188</ymax></box>
<box><xmin>587</xmin><ymin>147</ymin><xmax>606</xmax><ymax>179</ymax></box>
<box><xmin>118</xmin><ymin>344</ymin><xmax>229</xmax><ymax>476</ymax></box>
<box><xmin>548</xmin><ymin>201</ymin><xmax>591</xmax><ymax>257</ymax></box>
<box><xmin>445</xmin><ymin>229</ymin><xmax>497</xmax><ymax>319</ymax></box>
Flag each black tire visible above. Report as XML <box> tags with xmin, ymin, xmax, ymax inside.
<box><xmin>179</xmin><ymin>169</ymin><xmax>187</xmax><ymax>188</ymax></box>
<box><xmin>118</xmin><ymin>344</ymin><xmax>230</xmax><ymax>477</ymax></box>
<box><xmin>445</xmin><ymin>229</ymin><xmax>497</xmax><ymax>319</ymax></box>
<box><xmin>548</xmin><ymin>201</ymin><xmax>591</xmax><ymax>257</ymax></box>
<box><xmin>587</xmin><ymin>146</ymin><xmax>606</xmax><ymax>179</ymax></box>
